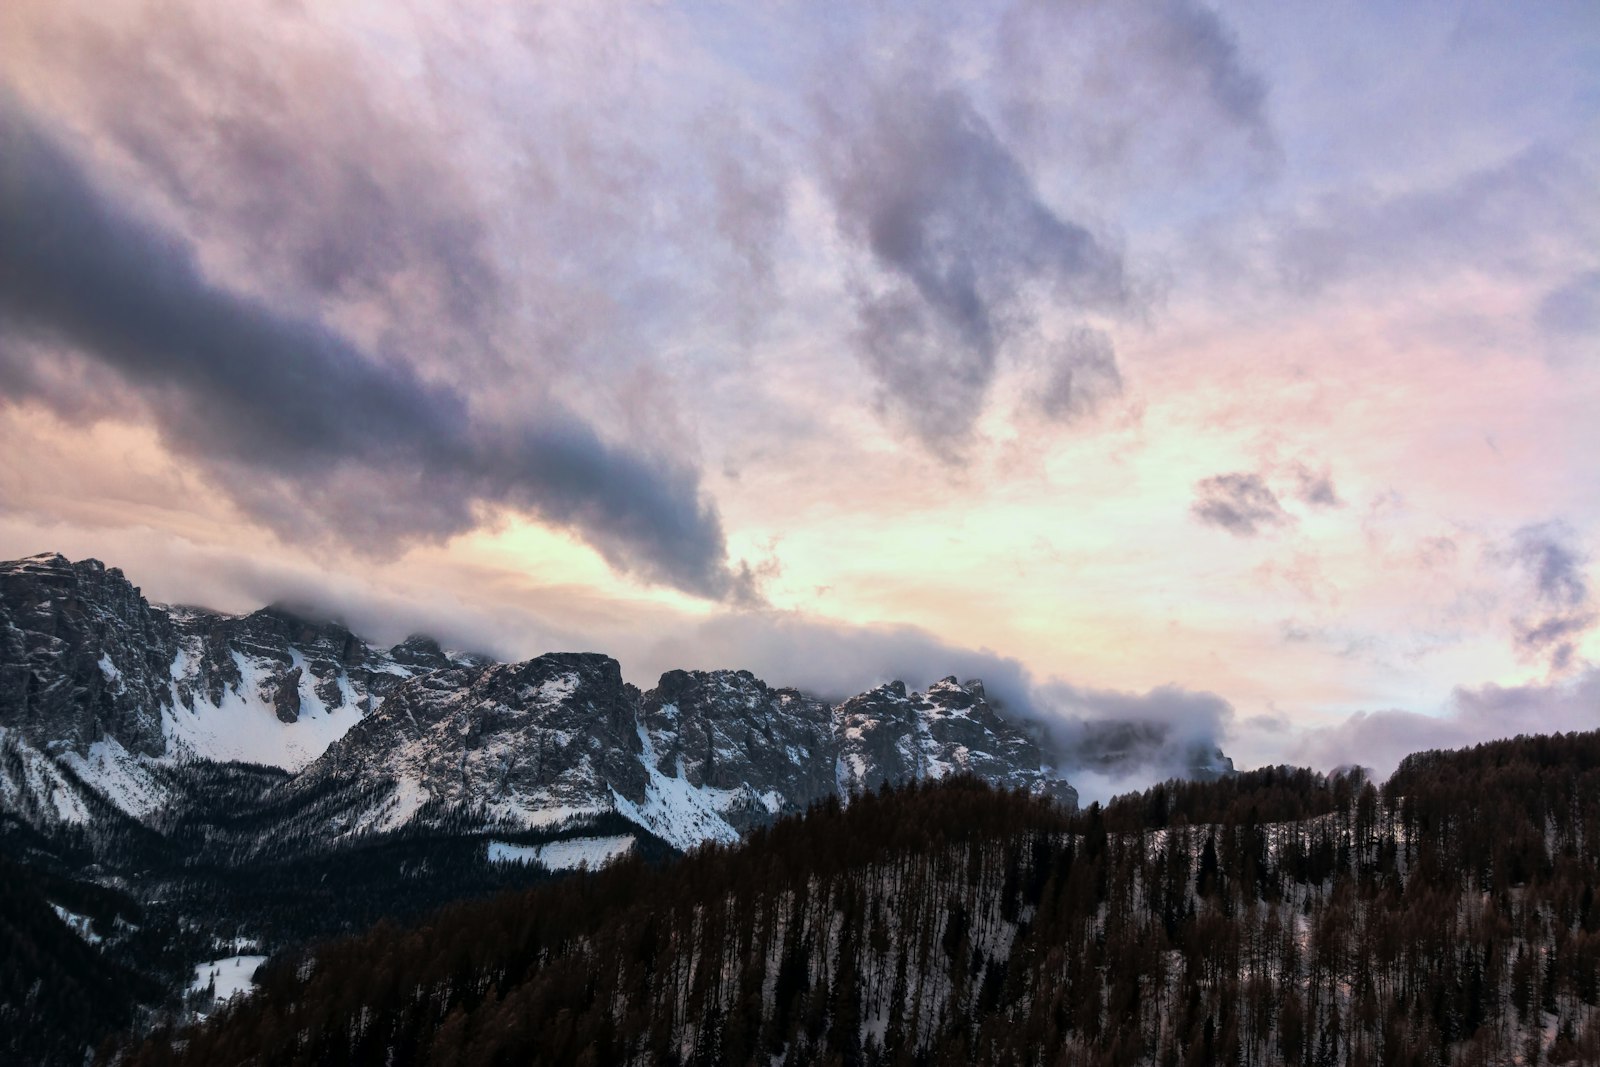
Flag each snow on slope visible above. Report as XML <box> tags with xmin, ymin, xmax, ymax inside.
<box><xmin>162</xmin><ymin>648</ymin><xmax>366</xmax><ymax>771</ymax></box>
<box><xmin>610</xmin><ymin>723</ymin><xmax>743</xmax><ymax>852</ymax></box>
<box><xmin>0</xmin><ymin>727</ymin><xmax>91</xmax><ymax>825</ymax></box>
<box><xmin>50</xmin><ymin>904</ymin><xmax>104</xmax><ymax>945</ymax></box>
<box><xmin>57</xmin><ymin>736</ymin><xmax>166</xmax><ymax>820</ymax></box>
<box><xmin>487</xmin><ymin>835</ymin><xmax>636</xmax><ymax>870</ymax></box>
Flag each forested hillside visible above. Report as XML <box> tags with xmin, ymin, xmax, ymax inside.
<box><xmin>115</xmin><ymin>731</ymin><xmax>1600</xmax><ymax>1067</ymax></box>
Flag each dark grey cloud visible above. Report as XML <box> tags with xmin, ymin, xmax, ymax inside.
<box><xmin>0</xmin><ymin>99</ymin><xmax>750</xmax><ymax>601</ymax></box>
<box><xmin>1510</xmin><ymin>522</ymin><xmax>1589</xmax><ymax>608</ymax></box>
<box><xmin>32</xmin><ymin>7</ymin><xmax>498</xmax><ymax>356</ymax></box>
<box><xmin>993</xmin><ymin>0</ymin><xmax>1275</xmax><ymax>181</ymax></box>
<box><xmin>1504</xmin><ymin>522</ymin><xmax>1595</xmax><ymax>669</ymax></box>
<box><xmin>819</xmin><ymin>82</ymin><xmax>1128</xmax><ymax>453</ymax></box>
<box><xmin>1191</xmin><ymin>472</ymin><xmax>1290</xmax><ymax>536</ymax></box>
<box><xmin>1291</xmin><ymin>461</ymin><xmax>1341</xmax><ymax>508</ymax></box>
<box><xmin>1032</xmin><ymin>326</ymin><xmax>1124</xmax><ymax>422</ymax></box>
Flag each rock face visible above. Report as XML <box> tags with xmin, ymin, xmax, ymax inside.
<box><xmin>0</xmin><ymin>553</ymin><xmax>177</xmax><ymax>758</ymax></box>
<box><xmin>298</xmin><ymin>662</ymin><xmax>1081</xmax><ymax>851</ymax></box>
<box><xmin>0</xmin><ymin>553</ymin><xmax>490</xmax><ymax>831</ymax></box>
<box><xmin>641</xmin><ymin>669</ymin><xmax>837</xmax><ymax>833</ymax></box>
<box><xmin>3</xmin><ymin>552</ymin><xmax>1256</xmax><ymax>857</ymax></box>
<box><xmin>835</xmin><ymin>677</ymin><xmax>1078</xmax><ymax>808</ymax></box>
<box><xmin>272</xmin><ymin>668</ymin><xmax>303</xmax><ymax>724</ymax></box>
<box><xmin>304</xmin><ymin>653</ymin><xmax>650</xmax><ymax>836</ymax></box>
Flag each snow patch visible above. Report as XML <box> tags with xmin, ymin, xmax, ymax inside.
<box><xmin>59</xmin><ymin>735</ymin><xmax>165</xmax><ymax>820</ymax></box>
<box><xmin>190</xmin><ymin>954</ymin><xmax>269</xmax><ymax>1006</ymax></box>
<box><xmin>536</xmin><ymin>672</ymin><xmax>579</xmax><ymax>704</ymax></box>
<box><xmin>50</xmin><ymin>904</ymin><xmax>103</xmax><ymax>945</ymax></box>
<box><xmin>611</xmin><ymin>724</ymin><xmax>742</xmax><ymax>852</ymax></box>
<box><xmin>487</xmin><ymin>834</ymin><xmax>635</xmax><ymax>870</ymax></box>
<box><xmin>374</xmin><ymin>776</ymin><xmax>431</xmax><ymax>833</ymax></box>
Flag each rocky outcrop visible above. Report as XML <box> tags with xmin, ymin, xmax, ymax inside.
<box><xmin>641</xmin><ymin>669</ymin><xmax>836</xmax><ymax>832</ymax></box>
<box><xmin>0</xmin><ymin>553</ymin><xmax>487</xmax><ymax>775</ymax></box>
<box><xmin>273</xmin><ymin>668</ymin><xmax>303</xmax><ymax>724</ymax></box>
<box><xmin>835</xmin><ymin>677</ymin><xmax>1078</xmax><ymax>808</ymax></box>
<box><xmin>0</xmin><ymin>553</ymin><xmax>177</xmax><ymax>757</ymax></box>
<box><xmin>303</xmin><ymin>653</ymin><xmax>649</xmax><ymax>834</ymax></box>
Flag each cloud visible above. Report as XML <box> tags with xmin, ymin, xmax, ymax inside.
<box><xmin>1536</xmin><ymin>269</ymin><xmax>1600</xmax><ymax>339</ymax></box>
<box><xmin>818</xmin><ymin>78</ymin><xmax>1128</xmax><ymax>454</ymax></box>
<box><xmin>1508</xmin><ymin>521</ymin><xmax>1590</xmax><ymax>607</ymax></box>
<box><xmin>993</xmin><ymin>0</ymin><xmax>1275</xmax><ymax>181</ymax></box>
<box><xmin>1291</xmin><ymin>461</ymin><xmax>1341</xmax><ymax>508</ymax></box>
<box><xmin>0</xmin><ymin>98</ymin><xmax>751</xmax><ymax>601</ymax></box>
<box><xmin>1275</xmin><ymin>147</ymin><xmax>1599</xmax><ymax>296</ymax></box>
<box><xmin>1191</xmin><ymin>472</ymin><xmax>1290</xmax><ymax>536</ymax></box>
<box><xmin>1285</xmin><ymin>666</ymin><xmax>1600</xmax><ymax>782</ymax></box>
<box><xmin>634</xmin><ymin>610</ymin><xmax>1036</xmax><ymax>707</ymax></box>
<box><xmin>1030</xmin><ymin>326</ymin><xmax>1124</xmax><ymax>423</ymax></box>
<box><xmin>1502</xmin><ymin>521</ymin><xmax>1596</xmax><ymax>670</ymax></box>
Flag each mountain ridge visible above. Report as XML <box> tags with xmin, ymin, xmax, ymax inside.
<box><xmin>5</xmin><ymin>551</ymin><xmax>1180</xmax><ymax>857</ymax></box>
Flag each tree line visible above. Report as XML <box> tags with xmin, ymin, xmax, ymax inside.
<box><xmin>111</xmin><ymin>730</ymin><xmax>1600</xmax><ymax>1066</ymax></box>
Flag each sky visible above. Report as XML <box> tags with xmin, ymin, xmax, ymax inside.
<box><xmin>2</xmin><ymin>0</ymin><xmax>1596</xmax><ymax>793</ymax></box>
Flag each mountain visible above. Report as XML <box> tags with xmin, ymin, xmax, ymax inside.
<box><xmin>294</xmin><ymin>661</ymin><xmax>1082</xmax><ymax>852</ymax></box>
<box><xmin>109</xmin><ymin>731</ymin><xmax>1600</xmax><ymax>1067</ymax></box>
<box><xmin>0</xmin><ymin>550</ymin><xmax>1236</xmax><ymax>1062</ymax></box>
<box><xmin>0</xmin><ymin>552</ymin><xmax>483</xmax><ymax>824</ymax></box>
<box><xmin>1</xmin><ymin>552</ymin><xmax>1084</xmax><ymax>856</ymax></box>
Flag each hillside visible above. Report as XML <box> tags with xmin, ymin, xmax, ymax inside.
<box><xmin>113</xmin><ymin>731</ymin><xmax>1600</xmax><ymax>1067</ymax></box>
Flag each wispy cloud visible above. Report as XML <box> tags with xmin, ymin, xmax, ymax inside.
<box><xmin>819</xmin><ymin>80</ymin><xmax>1128</xmax><ymax>454</ymax></box>
<box><xmin>1503</xmin><ymin>522</ymin><xmax>1596</xmax><ymax>671</ymax></box>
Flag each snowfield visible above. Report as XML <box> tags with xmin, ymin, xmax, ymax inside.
<box><xmin>189</xmin><ymin>954</ymin><xmax>269</xmax><ymax>1007</ymax></box>
<box><xmin>486</xmin><ymin>834</ymin><xmax>636</xmax><ymax>871</ymax></box>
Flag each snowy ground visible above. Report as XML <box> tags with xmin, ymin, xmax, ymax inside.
<box><xmin>486</xmin><ymin>835</ymin><xmax>635</xmax><ymax>871</ymax></box>
<box><xmin>189</xmin><ymin>954</ymin><xmax>269</xmax><ymax>1005</ymax></box>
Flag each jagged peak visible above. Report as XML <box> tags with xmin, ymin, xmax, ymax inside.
<box><xmin>649</xmin><ymin>666</ymin><xmax>768</xmax><ymax>700</ymax></box>
<box><xmin>8</xmin><ymin>550</ymin><xmax>72</xmax><ymax>567</ymax></box>
<box><xmin>3</xmin><ymin>551</ymin><xmax>102</xmax><ymax>576</ymax></box>
<box><xmin>251</xmin><ymin>602</ymin><xmax>353</xmax><ymax>633</ymax></box>
<box><xmin>392</xmin><ymin>633</ymin><xmax>446</xmax><ymax>655</ymax></box>
<box><xmin>491</xmin><ymin>650</ymin><xmax>622</xmax><ymax>688</ymax></box>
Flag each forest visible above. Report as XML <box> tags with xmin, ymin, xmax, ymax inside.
<box><xmin>0</xmin><ymin>752</ymin><xmax>672</xmax><ymax>1066</ymax></box>
<box><xmin>107</xmin><ymin>730</ymin><xmax>1600</xmax><ymax>1066</ymax></box>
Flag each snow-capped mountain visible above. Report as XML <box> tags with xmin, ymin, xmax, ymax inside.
<box><xmin>5</xmin><ymin>551</ymin><xmax>1250</xmax><ymax>857</ymax></box>
<box><xmin>290</xmin><ymin>656</ymin><xmax>1075</xmax><ymax>852</ymax></box>
<box><xmin>0</xmin><ymin>552</ymin><xmax>482</xmax><ymax>826</ymax></box>
<box><xmin>0</xmin><ymin>550</ymin><xmax>1233</xmax><ymax>1058</ymax></box>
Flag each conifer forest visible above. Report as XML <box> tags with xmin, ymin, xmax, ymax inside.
<box><xmin>108</xmin><ymin>731</ymin><xmax>1600</xmax><ymax>1067</ymax></box>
